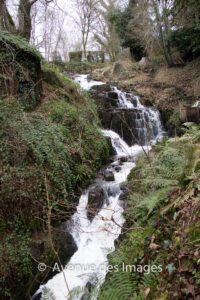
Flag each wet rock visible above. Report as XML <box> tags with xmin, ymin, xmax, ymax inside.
<box><xmin>131</xmin><ymin>98</ymin><xmax>138</xmax><ymax>107</ymax></box>
<box><xmin>90</xmin><ymin>89</ymin><xmax>119</xmax><ymax>110</ymax></box>
<box><xmin>54</xmin><ymin>224</ymin><xmax>78</xmax><ymax>266</ymax></box>
<box><xmin>104</xmin><ymin>170</ymin><xmax>115</xmax><ymax>181</ymax></box>
<box><xmin>119</xmin><ymin>183</ymin><xmax>131</xmax><ymax>201</ymax></box>
<box><xmin>107</xmin><ymin>91</ymin><xmax>118</xmax><ymax>99</ymax></box>
<box><xmin>101</xmin><ymin>109</ymin><xmax>147</xmax><ymax>146</ymax></box>
<box><xmin>87</xmin><ymin>186</ymin><xmax>105</xmax><ymax>221</ymax></box>
<box><xmin>120</xmin><ymin>156</ymin><xmax>128</xmax><ymax>163</ymax></box>
<box><xmin>91</xmin><ymin>84</ymin><xmax>111</xmax><ymax>93</ymax></box>
<box><xmin>115</xmin><ymin>166</ymin><xmax>121</xmax><ymax>172</ymax></box>
<box><xmin>81</xmin><ymin>282</ymin><xmax>94</xmax><ymax>300</ymax></box>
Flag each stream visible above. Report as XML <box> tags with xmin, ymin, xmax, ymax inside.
<box><xmin>33</xmin><ymin>74</ymin><xmax>163</xmax><ymax>300</ymax></box>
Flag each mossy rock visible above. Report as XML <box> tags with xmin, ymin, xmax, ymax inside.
<box><xmin>42</xmin><ymin>68</ymin><xmax>65</xmax><ymax>87</ymax></box>
<box><xmin>0</xmin><ymin>31</ymin><xmax>43</xmax><ymax>111</ymax></box>
<box><xmin>112</xmin><ymin>61</ymin><xmax>124</xmax><ymax>76</ymax></box>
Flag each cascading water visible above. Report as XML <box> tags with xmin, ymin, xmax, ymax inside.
<box><xmin>34</xmin><ymin>74</ymin><xmax>163</xmax><ymax>300</ymax></box>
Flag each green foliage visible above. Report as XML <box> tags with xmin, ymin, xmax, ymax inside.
<box><xmin>127</xmin><ymin>127</ymin><xmax>200</xmax><ymax>220</ymax></box>
<box><xmin>0</xmin><ymin>72</ymin><xmax>110</xmax><ymax>229</ymax></box>
<box><xmin>98</xmin><ymin>271</ymin><xmax>140</xmax><ymax>300</ymax></box>
<box><xmin>169</xmin><ymin>0</ymin><xmax>200</xmax><ymax>61</ymax></box>
<box><xmin>52</xmin><ymin>51</ymin><xmax>65</xmax><ymax>67</ymax></box>
<box><xmin>169</xmin><ymin>25</ymin><xmax>200</xmax><ymax>61</ymax></box>
<box><xmin>69</xmin><ymin>51</ymin><xmax>82</xmax><ymax>62</ymax></box>
<box><xmin>0</xmin><ymin>72</ymin><xmax>111</xmax><ymax>299</ymax></box>
<box><xmin>108</xmin><ymin>3</ymin><xmax>145</xmax><ymax>61</ymax></box>
<box><xmin>0</xmin><ymin>30</ymin><xmax>43</xmax><ymax>111</ymax></box>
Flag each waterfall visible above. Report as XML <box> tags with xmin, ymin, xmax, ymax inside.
<box><xmin>34</xmin><ymin>74</ymin><xmax>163</xmax><ymax>300</ymax></box>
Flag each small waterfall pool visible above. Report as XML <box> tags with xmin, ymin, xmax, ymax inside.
<box><xmin>34</xmin><ymin>74</ymin><xmax>164</xmax><ymax>300</ymax></box>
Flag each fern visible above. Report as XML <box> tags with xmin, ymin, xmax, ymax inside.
<box><xmin>136</xmin><ymin>186</ymin><xmax>174</xmax><ymax>215</ymax></box>
<box><xmin>130</xmin><ymin>293</ymin><xmax>145</xmax><ymax>300</ymax></box>
<box><xmin>41</xmin><ymin>287</ymin><xmax>56</xmax><ymax>300</ymax></box>
<box><xmin>97</xmin><ymin>271</ymin><xmax>138</xmax><ymax>300</ymax></box>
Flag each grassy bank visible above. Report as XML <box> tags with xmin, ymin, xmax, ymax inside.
<box><xmin>0</xmin><ymin>67</ymin><xmax>111</xmax><ymax>299</ymax></box>
<box><xmin>98</xmin><ymin>123</ymin><xmax>200</xmax><ymax>300</ymax></box>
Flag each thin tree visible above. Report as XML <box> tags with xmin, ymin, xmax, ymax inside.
<box><xmin>151</xmin><ymin>0</ymin><xmax>174</xmax><ymax>67</ymax></box>
<box><xmin>73</xmin><ymin>0</ymin><xmax>98</xmax><ymax>60</ymax></box>
<box><xmin>94</xmin><ymin>0</ymin><xmax>121</xmax><ymax>61</ymax></box>
<box><xmin>0</xmin><ymin>0</ymin><xmax>16</xmax><ymax>33</ymax></box>
<box><xmin>0</xmin><ymin>0</ymin><xmax>53</xmax><ymax>41</ymax></box>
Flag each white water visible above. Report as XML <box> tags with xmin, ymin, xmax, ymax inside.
<box><xmin>73</xmin><ymin>74</ymin><xmax>104</xmax><ymax>91</ymax></box>
<box><xmin>35</xmin><ymin>74</ymin><xmax>163</xmax><ymax>300</ymax></box>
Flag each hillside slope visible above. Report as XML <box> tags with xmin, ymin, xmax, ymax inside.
<box><xmin>0</xmin><ymin>61</ymin><xmax>111</xmax><ymax>299</ymax></box>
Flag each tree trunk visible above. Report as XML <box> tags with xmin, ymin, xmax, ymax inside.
<box><xmin>152</xmin><ymin>0</ymin><xmax>174</xmax><ymax>67</ymax></box>
<box><xmin>18</xmin><ymin>0</ymin><xmax>33</xmax><ymax>41</ymax></box>
<box><xmin>0</xmin><ymin>0</ymin><xmax>16</xmax><ymax>33</ymax></box>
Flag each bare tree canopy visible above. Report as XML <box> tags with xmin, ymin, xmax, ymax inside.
<box><xmin>72</xmin><ymin>0</ymin><xmax>99</xmax><ymax>59</ymax></box>
<box><xmin>0</xmin><ymin>0</ymin><xmax>53</xmax><ymax>41</ymax></box>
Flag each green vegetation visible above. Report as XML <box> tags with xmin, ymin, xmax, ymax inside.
<box><xmin>0</xmin><ymin>30</ymin><xmax>42</xmax><ymax>59</ymax></box>
<box><xmin>0</xmin><ymin>66</ymin><xmax>111</xmax><ymax>299</ymax></box>
<box><xmin>108</xmin><ymin>2</ymin><xmax>145</xmax><ymax>61</ymax></box>
<box><xmin>69</xmin><ymin>51</ymin><xmax>82</xmax><ymax>62</ymax></box>
<box><xmin>0</xmin><ymin>31</ymin><xmax>43</xmax><ymax>111</ymax></box>
<box><xmin>98</xmin><ymin>123</ymin><xmax>200</xmax><ymax>299</ymax></box>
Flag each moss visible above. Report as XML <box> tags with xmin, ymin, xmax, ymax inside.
<box><xmin>0</xmin><ymin>30</ymin><xmax>42</xmax><ymax>60</ymax></box>
<box><xmin>0</xmin><ymin>31</ymin><xmax>43</xmax><ymax>111</ymax></box>
<box><xmin>41</xmin><ymin>68</ymin><xmax>65</xmax><ymax>87</ymax></box>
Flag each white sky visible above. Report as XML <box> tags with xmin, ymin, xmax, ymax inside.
<box><xmin>6</xmin><ymin>0</ymin><xmax>128</xmax><ymax>59</ymax></box>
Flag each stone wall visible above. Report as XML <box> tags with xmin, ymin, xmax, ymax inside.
<box><xmin>86</xmin><ymin>51</ymin><xmax>105</xmax><ymax>63</ymax></box>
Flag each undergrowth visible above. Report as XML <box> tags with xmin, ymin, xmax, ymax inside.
<box><xmin>0</xmin><ymin>68</ymin><xmax>111</xmax><ymax>299</ymax></box>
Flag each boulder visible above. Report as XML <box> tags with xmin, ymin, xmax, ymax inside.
<box><xmin>54</xmin><ymin>224</ymin><xmax>78</xmax><ymax>266</ymax></box>
<box><xmin>112</xmin><ymin>62</ymin><xmax>124</xmax><ymax>76</ymax></box>
<box><xmin>138</xmin><ymin>57</ymin><xmax>150</xmax><ymax>66</ymax></box>
<box><xmin>119</xmin><ymin>183</ymin><xmax>132</xmax><ymax>201</ymax></box>
<box><xmin>87</xmin><ymin>186</ymin><xmax>105</xmax><ymax>221</ymax></box>
<box><xmin>91</xmin><ymin>84</ymin><xmax>111</xmax><ymax>93</ymax></box>
<box><xmin>104</xmin><ymin>170</ymin><xmax>115</xmax><ymax>181</ymax></box>
<box><xmin>115</xmin><ymin>166</ymin><xmax>121</xmax><ymax>172</ymax></box>
<box><xmin>120</xmin><ymin>156</ymin><xmax>128</xmax><ymax>163</ymax></box>
<box><xmin>107</xmin><ymin>91</ymin><xmax>118</xmax><ymax>99</ymax></box>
